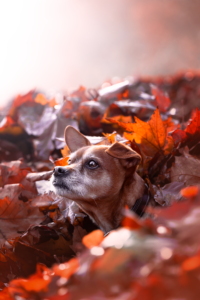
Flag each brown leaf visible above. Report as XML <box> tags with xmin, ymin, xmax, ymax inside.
<box><xmin>153</xmin><ymin>182</ymin><xmax>185</xmax><ymax>206</ymax></box>
<box><xmin>70</xmin><ymin>226</ymin><xmax>88</xmax><ymax>254</ymax></box>
<box><xmin>170</xmin><ymin>149</ymin><xmax>200</xmax><ymax>186</ymax></box>
<box><xmin>19</xmin><ymin>225</ymin><xmax>74</xmax><ymax>258</ymax></box>
<box><xmin>0</xmin><ymin>184</ymin><xmax>45</xmax><ymax>244</ymax></box>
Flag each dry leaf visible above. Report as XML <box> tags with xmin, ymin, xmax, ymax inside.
<box><xmin>110</xmin><ymin>109</ymin><xmax>174</xmax><ymax>157</ymax></box>
<box><xmin>151</xmin><ymin>85</ymin><xmax>171</xmax><ymax>113</ymax></box>
<box><xmin>185</xmin><ymin>108</ymin><xmax>200</xmax><ymax>136</ymax></box>
<box><xmin>54</xmin><ymin>156</ymin><xmax>69</xmax><ymax>167</ymax></box>
<box><xmin>171</xmin><ymin>150</ymin><xmax>200</xmax><ymax>186</ymax></box>
<box><xmin>0</xmin><ymin>184</ymin><xmax>45</xmax><ymax>244</ymax></box>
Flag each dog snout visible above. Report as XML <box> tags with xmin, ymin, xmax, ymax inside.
<box><xmin>53</xmin><ymin>166</ymin><xmax>69</xmax><ymax>176</ymax></box>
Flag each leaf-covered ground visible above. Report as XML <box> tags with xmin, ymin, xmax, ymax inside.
<box><xmin>1</xmin><ymin>72</ymin><xmax>200</xmax><ymax>299</ymax></box>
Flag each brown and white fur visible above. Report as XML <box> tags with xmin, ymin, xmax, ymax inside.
<box><xmin>51</xmin><ymin>126</ymin><xmax>145</xmax><ymax>233</ymax></box>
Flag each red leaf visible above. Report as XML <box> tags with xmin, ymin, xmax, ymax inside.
<box><xmin>151</xmin><ymin>85</ymin><xmax>171</xmax><ymax>112</ymax></box>
<box><xmin>171</xmin><ymin>129</ymin><xmax>187</xmax><ymax>144</ymax></box>
<box><xmin>185</xmin><ymin>108</ymin><xmax>200</xmax><ymax>135</ymax></box>
<box><xmin>122</xmin><ymin>209</ymin><xmax>141</xmax><ymax>230</ymax></box>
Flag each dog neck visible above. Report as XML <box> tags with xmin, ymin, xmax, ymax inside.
<box><xmin>73</xmin><ymin>172</ymin><xmax>145</xmax><ymax>233</ymax></box>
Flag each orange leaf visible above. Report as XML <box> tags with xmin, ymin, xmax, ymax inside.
<box><xmin>53</xmin><ymin>258</ymin><xmax>79</xmax><ymax>278</ymax></box>
<box><xmin>107</xmin><ymin>109</ymin><xmax>173</xmax><ymax>157</ymax></box>
<box><xmin>105</xmin><ymin>117</ymin><xmax>134</xmax><ymax>131</ymax></box>
<box><xmin>82</xmin><ymin>230</ymin><xmax>104</xmax><ymax>249</ymax></box>
<box><xmin>61</xmin><ymin>145</ymin><xmax>71</xmax><ymax>158</ymax></box>
<box><xmin>9</xmin><ymin>90</ymin><xmax>34</xmax><ymax>114</ymax></box>
<box><xmin>49</xmin><ymin>97</ymin><xmax>58</xmax><ymax>107</ymax></box>
<box><xmin>132</xmin><ymin>108</ymin><xmax>167</xmax><ymax>155</ymax></box>
<box><xmin>182</xmin><ymin>255</ymin><xmax>200</xmax><ymax>271</ymax></box>
<box><xmin>0</xmin><ymin>288</ymin><xmax>12</xmax><ymax>300</ymax></box>
<box><xmin>102</xmin><ymin>114</ymin><xmax>132</xmax><ymax>125</ymax></box>
<box><xmin>163</xmin><ymin>116</ymin><xmax>177</xmax><ymax>134</ymax></box>
<box><xmin>54</xmin><ymin>156</ymin><xmax>69</xmax><ymax>166</ymax></box>
<box><xmin>180</xmin><ymin>186</ymin><xmax>199</xmax><ymax>198</ymax></box>
<box><xmin>11</xmin><ymin>277</ymin><xmax>50</xmax><ymax>292</ymax></box>
<box><xmin>103</xmin><ymin>132</ymin><xmax>117</xmax><ymax>144</ymax></box>
<box><xmin>35</xmin><ymin>93</ymin><xmax>48</xmax><ymax>106</ymax></box>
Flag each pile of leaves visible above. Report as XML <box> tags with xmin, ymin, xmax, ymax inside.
<box><xmin>1</xmin><ymin>71</ymin><xmax>200</xmax><ymax>299</ymax></box>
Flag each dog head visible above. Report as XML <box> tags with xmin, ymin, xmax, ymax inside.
<box><xmin>51</xmin><ymin>126</ymin><xmax>143</xmax><ymax>232</ymax></box>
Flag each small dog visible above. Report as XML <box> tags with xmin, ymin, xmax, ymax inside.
<box><xmin>51</xmin><ymin>126</ymin><xmax>145</xmax><ymax>233</ymax></box>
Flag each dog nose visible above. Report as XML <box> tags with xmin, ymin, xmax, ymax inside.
<box><xmin>53</xmin><ymin>166</ymin><xmax>69</xmax><ymax>176</ymax></box>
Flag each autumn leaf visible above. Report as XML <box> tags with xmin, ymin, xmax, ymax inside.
<box><xmin>121</xmin><ymin>209</ymin><xmax>141</xmax><ymax>230</ymax></box>
<box><xmin>9</xmin><ymin>90</ymin><xmax>35</xmax><ymax>116</ymax></box>
<box><xmin>35</xmin><ymin>94</ymin><xmax>58</xmax><ymax>107</ymax></box>
<box><xmin>53</xmin><ymin>257</ymin><xmax>79</xmax><ymax>278</ymax></box>
<box><xmin>170</xmin><ymin>149</ymin><xmax>200</xmax><ymax>186</ymax></box>
<box><xmin>109</xmin><ymin>109</ymin><xmax>174</xmax><ymax>157</ymax></box>
<box><xmin>103</xmin><ymin>132</ymin><xmax>117</xmax><ymax>144</ymax></box>
<box><xmin>0</xmin><ymin>116</ymin><xmax>24</xmax><ymax>136</ymax></box>
<box><xmin>180</xmin><ymin>186</ymin><xmax>199</xmax><ymax>198</ymax></box>
<box><xmin>185</xmin><ymin>108</ymin><xmax>200</xmax><ymax>136</ymax></box>
<box><xmin>102</xmin><ymin>114</ymin><xmax>132</xmax><ymax>125</ymax></box>
<box><xmin>61</xmin><ymin>144</ymin><xmax>71</xmax><ymax>157</ymax></box>
<box><xmin>151</xmin><ymin>85</ymin><xmax>171</xmax><ymax>112</ymax></box>
<box><xmin>131</xmin><ymin>109</ymin><xmax>169</xmax><ymax>156</ymax></box>
<box><xmin>82</xmin><ymin>230</ymin><xmax>104</xmax><ymax>249</ymax></box>
<box><xmin>171</xmin><ymin>128</ymin><xmax>187</xmax><ymax>144</ymax></box>
<box><xmin>34</xmin><ymin>93</ymin><xmax>49</xmax><ymax>106</ymax></box>
<box><xmin>0</xmin><ymin>184</ymin><xmax>45</xmax><ymax>244</ymax></box>
<box><xmin>54</xmin><ymin>156</ymin><xmax>69</xmax><ymax>167</ymax></box>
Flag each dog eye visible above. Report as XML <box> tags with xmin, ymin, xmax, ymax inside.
<box><xmin>86</xmin><ymin>160</ymin><xmax>99</xmax><ymax>169</ymax></box>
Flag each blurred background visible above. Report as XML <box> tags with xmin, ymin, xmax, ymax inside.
<box><xmin>0</xmin><ymin>0</ymin><xmax>200</xmax><ymax>106</ymax></box>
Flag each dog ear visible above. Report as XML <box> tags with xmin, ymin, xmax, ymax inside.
<box><xmin>64</xmin><ymin>126</ymin><xmax>91</xmax><ymax>152</ymax></box>
<box><xmin>106</xmin><ymin>142</ymin><xmax>141</xmax><ymax>170</ymax></box>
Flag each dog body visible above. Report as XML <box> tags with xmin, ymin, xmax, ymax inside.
<box><xmin>51</xmin><ymin>126</ymin><xmax>145</xmax><ymax>233</ymax></box>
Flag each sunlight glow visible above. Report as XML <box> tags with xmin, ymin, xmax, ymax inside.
<box><xmin>90</xmin><ymin>246</ymin><xmax>105</xmax><ymax>256</ymax></box>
